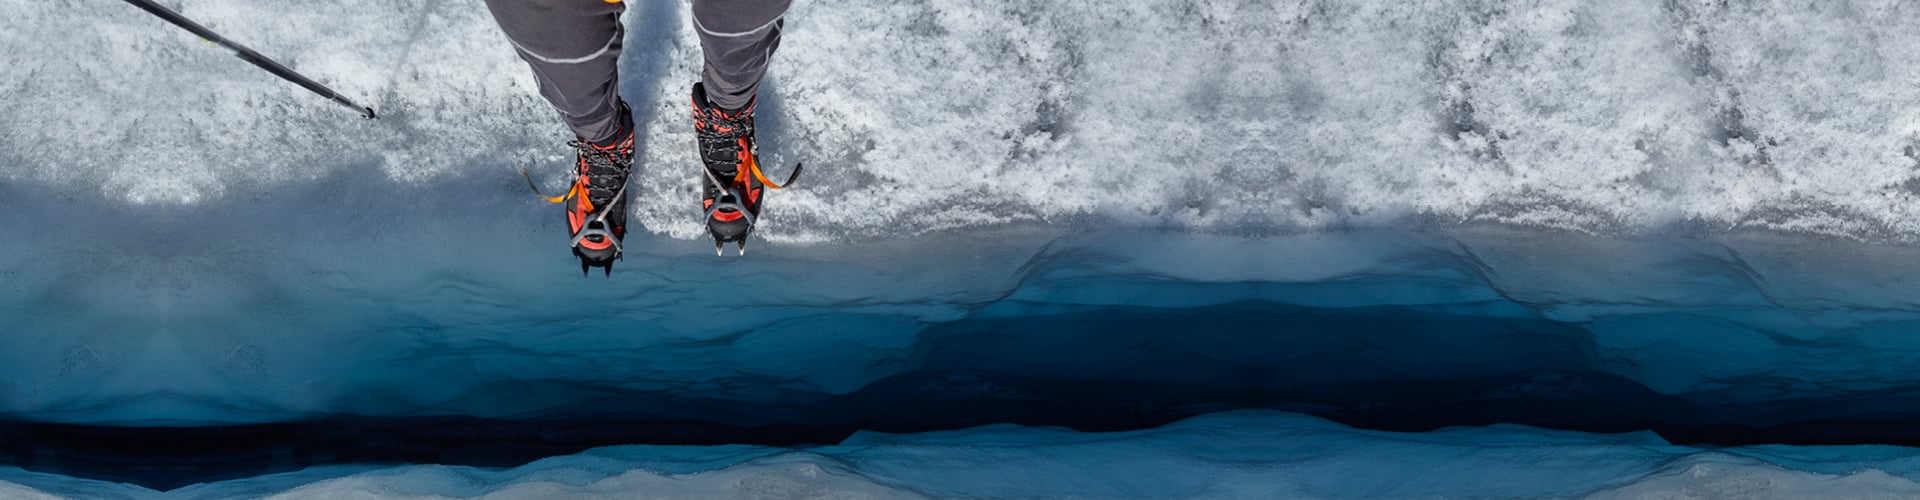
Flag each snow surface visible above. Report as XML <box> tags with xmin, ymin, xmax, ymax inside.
<box><xmin>11</xmin><ymin>0</ymin><xmax>1920</xmax><ymax>239</ymax></box>
<box><xmin>10</xmin><ymin>411</ymin><xmax>1920</xmax><ymax>499</ymax></box>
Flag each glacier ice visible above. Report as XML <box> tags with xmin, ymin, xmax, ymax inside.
<box><xmin>15</xmin><ymin>412</ymin><xmax>1920</xmax><ymax>498</ymax></box>
<box><xmin>10</xmin><ymin>209</ymin><xmax>1920</xmax><ymax>432</ymax></box>
<box><xmin>10</xmin><ymin>0</ymin><xmax>1920</xmax><ymax>497</ymax></box>
<box><xmin>13</xmin><ymin>196</ymin><xmax>1920</xmax><ymax>495</ymax></box>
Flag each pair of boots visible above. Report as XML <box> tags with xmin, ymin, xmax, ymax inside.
<box><xmin>565</xmin><ymin>83</ymin><xmax>765</xmax><ymax>275</ymax></box>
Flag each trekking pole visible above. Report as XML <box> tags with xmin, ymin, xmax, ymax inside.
<box><xmin>120</xmin><ymin>0</ymin><xmax>377</xmax><ymax>119</ymax></box>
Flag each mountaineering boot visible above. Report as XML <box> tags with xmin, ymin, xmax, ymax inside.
<box><xmin>692</xmin><ymin>82</ymin><xmax>765</xmax><ymax>255</ymax></box>
<box><xmin>567</xmin><ymin>100</ymin><xmax>636</xmax><ymax>276</ymax></box>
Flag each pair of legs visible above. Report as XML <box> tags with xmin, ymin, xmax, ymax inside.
<box><xmin>483</xmin><ymin>0</ymin><xmax>789</xmax><ymax>144</ymax></box>
<box><xmin>484</xmin><ymin>0</ymin><xmax>791</xmax><ymax>270</ymax></box>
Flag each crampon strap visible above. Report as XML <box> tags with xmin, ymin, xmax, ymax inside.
<box><xmin>522</xmin><ymin>168</ymin><xmax>585</xmax><ymax>207</ymax></box>
<box><xmin>570</xmin><ymin>181</ymin><xmax>628</xmax><ymax>253</ymax></box>
<box><xmin>744</xmin><ymin>155</ymin><xmax>804</xmax><ymax>190</ymax></box>
<box><xmin>522</xmin><ymin>168</ymin><xmax>625</xmax><ymax>255</ymax></box>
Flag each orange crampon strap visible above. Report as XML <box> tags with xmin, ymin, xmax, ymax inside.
<box><xmin>744</xmin><ymin>155</ymin><xmax>804</xmax><ymax>190</ymax></box>
<box><xmin>522</xmin><ymin>168</ymin><xmax>589</xmax><ymax>209</ymax></box>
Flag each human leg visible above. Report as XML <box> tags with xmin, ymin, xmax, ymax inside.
<box><xmin>688</xmin><ymin>0</ymin><xmax>791</xmax><ymax>253</ymax></box>
<box><xmin>691</xmin><ymin>0</ymin><xmax>791</xmax><ymax>111</ymax></box>
<box><xmin>483</xmin><ymin>0</ymin><xmax>632</xmax><ymax>144</ymax></box>
<box><xmin>485</xmin><ymin>0</ymin><xmax>637</xmax><ymax>272</ymax></box>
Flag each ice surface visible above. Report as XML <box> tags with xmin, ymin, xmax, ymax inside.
<box><xmin>11</xmin><ymin>204</ymin><xmax>1920</xmax><ymax>429</ymax></box>
<box><xmin>10</xmin><ymin>411</ymin><xmax>1920</xmax><ymax>498</ymax></box>
<box><xmin>16</xmin><ymin>215</ymin><xmax>1920</xmax><ymax>494</ymax></box>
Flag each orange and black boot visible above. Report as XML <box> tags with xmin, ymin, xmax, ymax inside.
<box><xmin>692</xmin><ymin>82</ymin><xmax>765</xmax><ymax>255</ymax></box>
<box><xmin>567</xmin><ymin>100</ymin><xmax>636</xmax><ymax>276</ymax></box>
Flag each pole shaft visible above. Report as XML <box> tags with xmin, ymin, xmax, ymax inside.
<box><xmin>121</xmin><ymin>0</ymin><xmax>376</xmax><ymax>119</ymax></box>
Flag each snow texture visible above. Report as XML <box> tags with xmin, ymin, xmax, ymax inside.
<box><xmin>10</xmin><ymin>0</ymin><xmax>1920</xmax><ymax>239</ymax></box>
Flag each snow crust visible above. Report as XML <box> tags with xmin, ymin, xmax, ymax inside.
<box><xmin>11</xmin><ymin>411</ymin><xmax>1920</xmax><ymax>499</ymax></box>
<box><xmin>11</xmin><ymin>0</ymin><xmax>1920</xmax><ymax>239</ymax></box>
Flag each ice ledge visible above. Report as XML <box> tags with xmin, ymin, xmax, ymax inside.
<box><xmin>8</xmin><ymin>186</ymin><xmax>1920</xmax><ymax>431</ymax></box>
<box><xmin>12</xmin><ymin>411</ymin><xmax>1920</xmax><ymax>498</ymax></box>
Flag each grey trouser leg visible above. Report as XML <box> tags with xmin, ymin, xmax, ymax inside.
<box><xmin>483</xmin><ymin>0</ymin><xmax>627</xmax><ymax>144</ymax></box>
<box><xmin>693</xmin><ymin>0</ymin><xmax>791</xmax><ymax>110</ymax></box>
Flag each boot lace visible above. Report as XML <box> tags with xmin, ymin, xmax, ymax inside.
<box><xmin>695</xmin><ymin>110</ymin><xmax>754</xmax><ymax>177</ymax></box>
<box><xmin>570</xmin><ymin>139</ymin><xmax>633</xmax><ymax>207</ymax></box>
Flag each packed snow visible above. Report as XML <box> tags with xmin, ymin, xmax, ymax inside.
<box><xmin>10</xmin><ymin>0</ymin><xmax>1920</xmax><ymax>239</ymax></box>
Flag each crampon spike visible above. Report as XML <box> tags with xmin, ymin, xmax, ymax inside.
<box><xmin>715</xmin><ymin>241</ymin><xmax>725</xmax><ymax>256</ymax></box>
<box><xmin>580</xmin><ymin>259</ymin><xmax>591</xmax><ymax>277</ymax></box>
